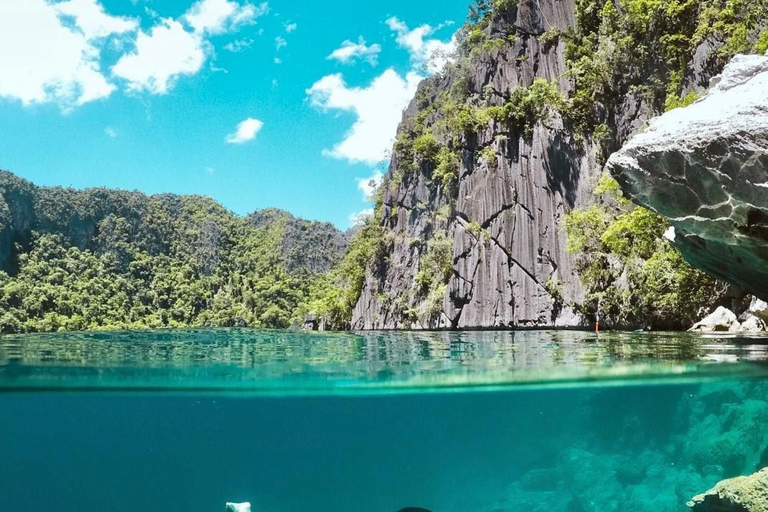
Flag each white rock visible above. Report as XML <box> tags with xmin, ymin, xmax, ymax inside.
<box><xmin>748</xmin><ymin>296</ymin><xmax>768</xmax><ymax>322</ymax></box>
<box><xmin>690</xmin><ymin>306</ymin><xmax>740</xmax><ymax>332</ymax></box>
<box><xmin>226</xmin><ymin>503</ymin><xmax>251</xmax><ymax>512</ymax></box>
<box><xmin>738</xmin><ymin>314</ymin><xmax>766</xmax><ymax>332</ymax></box>
<box><xmin>607</xmin><ymin>53</ymin><xmax>768</xmax><ymax>300</ymax></box>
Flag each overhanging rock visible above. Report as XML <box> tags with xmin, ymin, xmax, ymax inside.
<box><xmin>607</xmin><ymin>52</ymin><xmax>768</xmax><ymax>299</ymax></box>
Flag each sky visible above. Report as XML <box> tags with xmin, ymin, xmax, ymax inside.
<box><xmin>0</xmin><ymin>0</ymin><xmax>469</xmax><ymax>228</ymax></box>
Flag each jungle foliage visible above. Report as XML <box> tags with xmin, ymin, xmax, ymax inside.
<box><xmin>0</xmin><ymin>171</ymin><xmax>348</xmax><ymax>333</ymax></box>
<box><xmin>563</xmin><ymin>175</ymin><xmax>727</xmax><ymax>329</ymax></box>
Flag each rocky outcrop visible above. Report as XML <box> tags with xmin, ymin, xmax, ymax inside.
<box><xmin>687</xmin><ymin>467</ymin><xmax>768</xmax><ymax>511</ymax></box>
<box><xmin>226</xmin><ymin>503</ymin><xmax>251</xmax><ymax>512</ymax></box>
<box><xmin>607</xmin><ymin>53</ymin><xmax>768</xmax><ymax>301</ymax></box>
<box><xmin>690</xmin><ymin>306</ymin><xmax>741</xmax><ymax>332</ymax></box>
<box><xmin>352</xmin><ymin>0</ymin><xmax>604</xmax><ymax>329</ymax></box>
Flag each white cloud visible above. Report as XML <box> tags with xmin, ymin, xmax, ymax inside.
<box><xmin>357</xmin><ymin>171</ymin><xmax>383</xmax><ymax>201</ymax></box>
<box><xmin>349</xmin><ymin>208</ymin><xmax>374</xmax><ymax>227</ymax></box>
<box><xmin>386</xmin><ymin>17</ymin><xmax>455</xmax><ymax>73</ymax></box>
<box><xmin>205</xmin><ymin>166</ymin><xmax>216</xmax><ymax>175</ymax></box>
<box><xmin>223</xmin><ymin>38</ymin><xmax>253</xmax><ymax>52</ymax></box>
<box><xmin>55</xmin><ymin>0</ymin><xmax>138</xmax><ymax>40</ymax></box>
<box><xmin>275</xmin><ymin>36</ymin><xmax>287</xmax><ymax>50</ymax></box>
<box><xmin>307</xmin><ymin>69</ymin><xmax>421</xmax><ymax>165</ymax></box>
<box><xmin>274</xmin><ymin>57</ymin><xmax>282</xmax><ymax>64</ymax></box>
<box><xmin>104</xmin><ymin>126</ymin><xmax>118</xmax><ymax>137</ymax></box>
<box><xmin>284</xmin><ymin>22</ymin><xmax>297</xmax><ymax>33</ymax></box>
<box><xmin>112</xmin><ymin>19</ymin><xmax>206</xmax><ymax>94</ymax></box>
<box><xmin>0</xmin><ymin>0</ymin><xmax>135</xmax><ymax>108</ymax></box>
<box><xmin>225</xmin><ymin>117</ymin><xmax>263</xmax><ymax>143</ymax></box>
<box><xmin>183</xmin><ymin>0</ymin><xmax>267</xmax><ymax>35</ymax></box>
<box><xmin>328</xmin><ymin>37</ymin><xmax>381</xmax><ymax>66</ymax></box>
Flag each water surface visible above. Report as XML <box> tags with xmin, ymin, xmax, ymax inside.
<box><xmin>1</xmin><ymin>329</ymin><xmax>767</xmax><ymax>512</ymax></box>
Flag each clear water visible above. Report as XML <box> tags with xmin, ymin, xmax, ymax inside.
<box><xmin>2</xmin><ymin>329</ymin><xmax>768</xmax><ymax>512</ymax></box>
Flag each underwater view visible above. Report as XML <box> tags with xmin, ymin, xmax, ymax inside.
<box><xmin>2</xmin><ymin>330</ymin><xmax>768</xmax><ymax>512</ymax></box>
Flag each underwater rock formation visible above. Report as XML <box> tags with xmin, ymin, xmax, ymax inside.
<box><xmin>225</xmin><ymin>503</ymin><xmax>251</xmax><ymax>512</ymax></box>
<box><xmin>607</xmin><ymin>53</ymin><xmax>768</xmax><ymax>300</ymax></box>
<box><xmin>687</xmin><ymin>467</ymin><xmax>768</xmax><ymax>511</ymax></box>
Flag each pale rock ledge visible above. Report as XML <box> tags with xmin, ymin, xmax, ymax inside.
<box><xmin>607</xmin><ymin>52</ymin><xmax>768</xmax><ymax>299</ymax></box>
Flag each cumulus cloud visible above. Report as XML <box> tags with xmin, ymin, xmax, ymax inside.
<box><xmin>113</xmin><ymin>0</ymin><xmax>264</xmax><ymax>94</ymax></box>
<box><xmin>112</xmin><ymin>19</ymin><xmax>206</xmax><ymax>94</ymax></box>
<box><xmin>0</xmin><ymin>0</ymin><xmax>137</xmax><ymax>108</ymax></box>
<box><xmin>183</xmin><ymin>0</ymin><xmax>267</xmax><ymax>35</ymax></box>
<box><xmin>284</xmin><ymin>22</ymin><xmax>297</xmax><ymax>33</ymax></box>
<box><xmin>307</xmin><ymin>69</ymin><xmax>421</xmax><ymax>165</ymax></box>
<box><xmin>55</xmin><ymin>0</ymin><xmax>139</xmax><ymax>40</ymax></box>
<box><xmin>275</xmin><ymin>36</ymin><xmax>287</xmax><ymax>50</ymax></box>
<box><xmin>104</xmin><ymin>126</ymin><xmax>118</xmax><ymax>137</ymax></box>
<box><xmin>225</xmin><ymin>117</ymin><xmax>263</xmax><ymax>143</ymax></box>
<box><xmin>386</xmin><ymin>16</ymin><xmax>455</xmax><ymax>73</ymax></box>
<box><xmin>327</xmin><ymin>37</ymin><xmax>381</xmax><ymax>66</ymax></box>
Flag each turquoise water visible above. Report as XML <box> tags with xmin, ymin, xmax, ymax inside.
<box><xmin>2</xmin><ymin>329</ymin><xmax>768</xmax><ymax>512</ymax></box>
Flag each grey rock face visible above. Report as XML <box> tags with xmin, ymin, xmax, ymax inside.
<box><xmin>352</xmin><ymin>0</ymin><xmax>602</xmax><ymax>329</ymax></box>
<box><xmin>688</xmin><ymin>467</ymin><xmax>768</xmax><ymax>511</ymax></box>
<box><xmin>607</xmin><ymin>53</ymin><xmax>768</xmax><ymax>301</ymax></box>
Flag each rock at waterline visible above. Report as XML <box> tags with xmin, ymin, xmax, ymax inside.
<box><xmin>688</xmin><ymin>467</ymin><xmax>768</xmax><ymax>511</ymax></box>
<box><xmin>226</xmin><ymin>503</ymin><xmax>251</xmax><ymax>512</ymax></box>
<box><xmin>607</xmin><ymin>52</ymin><xmax>768</xmax><ymax>300</ymax></box>
<box><xmin>690</xmin><ymin>306</ymin><xmax>741</xmax><ymax>332</ymax></box>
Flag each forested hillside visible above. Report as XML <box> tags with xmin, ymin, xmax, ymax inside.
<box><xmin>0</xmin><ymin>171</ymin><xmax>348</xmax><ymax>333</ymax></box>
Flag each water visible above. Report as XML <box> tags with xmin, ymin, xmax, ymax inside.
<box><xmin>2</xmin><ymin>329</ymin><xmax>768</xmax><ymax>512</ymax></box>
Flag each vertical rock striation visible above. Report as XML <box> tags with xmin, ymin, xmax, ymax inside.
<box><xmin>353</xmin><ymin>0</ymin><xmax>605</xmax><ymax>329</ymax></box>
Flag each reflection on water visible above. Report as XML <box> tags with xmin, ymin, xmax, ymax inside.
<box><xmin>1</xmin><ymin>329</ymin><xmax>768</xmax><ymax>393</ymax></box>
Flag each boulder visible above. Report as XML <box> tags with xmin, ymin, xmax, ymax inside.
<box><xmin>687</xmin><ymin>467</ymin><xmax>768</xmax><ymax>511</ymax></box>
<box><xmin>226</xmin><ymin>503</ymin><xmax>251</xmax><ymax>512</ymax></box>
<box><xmin>749</xmin><ymin>297</ymin><xmax>768</xmax><ymax>322</ymax></box>
<box><xmin>607</xmin><ymin>53</ymin><xmax>768</xmax><ymax>300</ymax></box>
<box><xmin>690</xmin><ymin>306</ymin><xmax>740</xmax><ymax>332</ymax></box>
<box><xmin>738</xmin><ymin>313</ymin><xmax>767</xmax><ymax>332</ymax></box>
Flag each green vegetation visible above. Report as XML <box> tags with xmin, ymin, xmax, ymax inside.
<box><xmin>415</xmin><ymin>231</ymin><xmax>454</xmax><ymax>320</ymax></box>
<box><xmin>563</xmin><ymin>0</ymin><xmax>767</xmax><ymax>135</ymax></box>
<box><xmin>485</xmin><ymin>79</ymin><xmax>568</xmax><ymax>135</ymax></box>
<box><xmin>563</xmin><ymin>175</ymin><xmax>726</xmax><ymax>329</ymax></box>
<box><xmin>0</xmin><ymin>172</ymin><xmax>348</xmax><ymax>333</ymax></box>
<box><xmin>303</xmin><ymin>217</ymin><xmax>391</xmax><ymax>329</ymax></box>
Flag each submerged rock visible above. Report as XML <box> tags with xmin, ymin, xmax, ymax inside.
<box><xmin>687</xmin><ymin>467</ymin><xmax>768</xmax><ymax>511</ymax></box>
<box><xmin>607</xmin><ymin>52</ymin><xmax>768</xmax><ymax>300</ymax></box>
<box><xmin>226</xmin><ymin>503</ymin><xmax>251</xmax><ymax>512</ymax></box>
<box><xmin>690</xmin><ymin>306</ymin><xmax>740</xmax><ymax>332</ymax></box>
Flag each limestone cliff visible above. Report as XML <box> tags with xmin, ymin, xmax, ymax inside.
<box><xmin>350</xmin><ymin>0</ymin><xmax>767</xmax><ymax>330</ymax></box>
<box><xmin>353</xmin><ymin>0</ymin><xmax>597</xmax><ymax>329</ymax></box>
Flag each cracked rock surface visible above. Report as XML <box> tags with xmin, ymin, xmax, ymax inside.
<box><xmin>607</xmin><ymin>53</ymin><xmax>768</xmax><ymax>300</ymax></box>
<box><xmin>352</xmin><ymin>0</ymin><xmax>601</xmax><ymax>329</ymax></box>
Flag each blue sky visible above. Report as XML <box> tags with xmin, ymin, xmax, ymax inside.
<box><xmin>0</xmin><ymin>0</ymin><xmax>469</xmax><ymax>228</ymax></box>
